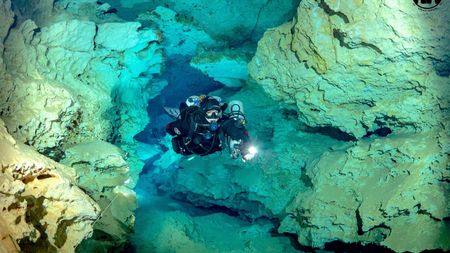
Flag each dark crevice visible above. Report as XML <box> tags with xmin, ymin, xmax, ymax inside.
<box><xmin>3</xmin><ymin>13</ymin><xmax>17</xmax><ymax>45</ymax></box>
<box><xmin>324</xmin><ymin>240</ymin><xmax>395</xmax><ymax>253</ymax></box>
<box><xmin>36</xmin><ymin>174</ymin><xmax>54</xmax><ymax>180</ymax></box>
<box><xmin>355</xmin><ymin>207</ymin><xmax>364</xmax><ymax>235</ymax></box>
<box><xmin>333</xmin><ymin>29</ymin><xmax>382</xmax><ymax>54</ymax></box>
<box><xmin>318</xmin><ymin>0</ymin><xmax>350</xmax><ymax>23</ymax></box>
<box><xmin>300</xmin><ymin>124</ymin><xmax>357</xmax><ymax>142</ymax></box>
<box><xmin>54</xmin><ymin>218</ymin><xmax>76</xmax><ymax>248</ymax></box>
<box><xmin>18</xmin><ymin>196</ymin><xmax>57</xmax><ymax>253</ymax></box>
<box><xmin>363</xmin><ymin>127</ymin><xmax>392</xmax><ymax>138</ymax></box>
<box><xmin>249</xmin><ymin>0</ymin><xmax>273</xmax><ymax>39</ymax></box>
<box><xmin>300</xmin><ymin>165</ymin><xmax>313</xmax><ymax>188</ymax></box>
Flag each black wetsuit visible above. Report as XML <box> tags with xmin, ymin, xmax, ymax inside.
<box><xmin>165</xmin><ymin>106</ymin><xmax>250</xmax><ymax>156</ymax></box>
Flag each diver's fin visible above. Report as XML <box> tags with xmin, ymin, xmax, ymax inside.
<box><xmin>163</xmin><ymin>106</ymin><xmax>180</xmax><ymax>119</ymax></box>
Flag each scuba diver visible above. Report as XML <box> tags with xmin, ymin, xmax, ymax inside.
<box><xmin>165</xmin><ymin>95</ymin><xmax>257</xmax><ymax>161</ymax></box>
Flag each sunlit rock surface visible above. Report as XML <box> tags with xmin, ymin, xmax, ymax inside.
<box><xmin>61</xmin><ymin>141</ymin><xmax>136</xmax><ymax>249</ymax></box>
<box><xmin>0</xmin><ymin>118</ymin><xmax>100</xmax><ymax>252</ymax></box>
<box><xmin>249</xmin><ymin>0</ymin><xmax>450</xmax><ymax>138</ymax></box>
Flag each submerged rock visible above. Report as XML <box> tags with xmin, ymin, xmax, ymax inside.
<box><xmin>0</xmin><ymin>0</ymin><xmax>165</xmax><ymax>250</ymax></box>
<box><xmin>138</xmin><ymin>6</ymin><xmax>220</xmax><ymax>57</ymax></box>
<box><xmin>61</xmin><ymin>141</ymin><xmax>137</xmax><ymax>249</ymax></box>
<box><xmin>0</xmin><ymin>118</ymin><xmax>100</xmax><ymax>252</ymax></box>
<box><xmin>114</xmin><ymin>0</ymin><xmax>300</xmax><ymax>43</ymax></box>
<box><xmin>0</xmin><ymin>78</ymin><xmax>80</xmax><ymax>158</ymax></box>
<box><xmin>279</xmin><ymin>130</ymin><xmax>450</xmax><ymax>252</ymax></box>
<box><xmin>190</xmin><ymin>47</ymin><xmax>253</xmax><ymax>88</ymax></box>
<box><xmin>249</xmin><ymin>0</ymin><xmax>450</xmax><ymax>138</ymax></box>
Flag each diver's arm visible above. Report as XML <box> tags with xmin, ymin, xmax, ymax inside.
<box><xmin>221</xmin><ymin>118</ymin><xmax>250</xmax><ymax>142</ymax></box>
<box><xmin>165</xmin><ymin>117</ymin><xmax>191</xmax><ymax>137</ymax></box>
<box><xmin>166</xmin><ymin>106</ymin><xmax>199</xmax><ymax>136</ymax></box>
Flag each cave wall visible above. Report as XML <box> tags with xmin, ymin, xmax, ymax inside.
<box><xmin>0</xmin><ymin>118</ymin><xmax>100</xmax><ymax>252</ymax></box>
<box><xmin>249</xmin><ymin>0</ymin><xmax>449</xmax><ymax>138</ymax></box>
<box><xmin>0</xmin><ymin>0</ymin><xmax>165</xmax><ymax>251</ymax></box>
<box><xmin>248</xmin><ymin>0</ymin><xmax>450</xmax><ymax>251</ymax></box>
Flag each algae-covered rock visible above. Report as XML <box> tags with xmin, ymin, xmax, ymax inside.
<box><xmin>249</xmin><ymin>0</ymin><xmax>450</xmax><ymax>138</ymax></box>
<box><xmin>0</xmin><ymin>118</ymin><xmax>100</xmax><ymax>252</ymax></box>
<box><xmin>279</xmin><ymin>130</ymin><xmax>450</xmax><ymax>252</ymax></box>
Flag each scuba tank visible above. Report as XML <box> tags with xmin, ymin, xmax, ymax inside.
<box><xmin>225</xmin><ymin>100</ymin><xmax>247</xmax><ymax>159</ymax></box>
<box><xmin>226</xmin><ymin>100</ymin><xmax>246</xmax><ymax>127</ymax></box>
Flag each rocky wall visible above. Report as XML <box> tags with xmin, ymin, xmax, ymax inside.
<box><xmin>61</xmin><ymin>141</ymin><xmax>137</xmax><ymax>249</ymax></box>
<box><xmin>279</xmin><ymin>129</ymin><xmax>450</xmax><ymax>252</ymax></box>
<box><xmin>0</xmin><ymin>0</ymin><xmax>165</xmax><ymax>250</ymax></box>
<box><xmin>248</xmin><ymin>0</ymin><xmax>450</xmax><ymax>251</ymax></box>
<box><xmin>0</xmin><ymin>118</ymin><xmax>100</xmax><ymax>252</ymax></box>
<box><xmin>249</xmin><ymin>0</ymin><xmax>450</xmax><ymax>138</ymax></box>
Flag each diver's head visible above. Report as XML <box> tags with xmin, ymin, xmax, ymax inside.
<box><xmin>201</xmin><ymin>97</ymin><xmax>223</xmax><ymax>123</ymax></box>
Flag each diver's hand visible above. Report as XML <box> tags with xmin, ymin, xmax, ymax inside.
<box><xmin>240</xmin><ymin>143</ymin><xmax>257</xmax><ymax>162</ymax></box>
<box><xmin>229</xmin><ymin>139</ymin><xmax>242</xmax><ymax>159</ymax></box>
<box><xmin>242</xmin><ymin>152</ymin><xmax>256</xmax><ymax>161</ymax></box>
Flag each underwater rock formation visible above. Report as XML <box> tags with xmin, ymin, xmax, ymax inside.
<box><xmin>279</xmin><ymin>130</ymin><xmax>450</xmax><ymax>252</ymax></box>
<box><xmin>0</xmin><ymin>77</ymin><xmax>81</xmax><ymax>158</ymax></box>
<box><xmin>249</xmin><ymin>0</ymin><xmax>450</xmax><ymax>138</ymax></box>
<box><xmin>61</xmin><ymin>141</ymin><xmax>136</xmax><ymax>249</ymax></box>
<box><xmin>0</xmin><ymin>118</ymin><xmax>100</xmax><ymax>252</ymax></box>
<box><xmin>137</xmin><ymin>6</ymin><xmax>221</xmax><ymax>57</ymax></box>
<box><xmin>112</xmin><ymin>0</ymin><xmax>301</xmax><ymax>43</ymax></box>
<box><xmin>248</xmin><ymin>0</ymin><xmax>450</xmax><ymax>251</ymax></box>
<box><xmin>0</xmin><ymin>0</ymin><xmax>165</xmax><ymax>251</ymax></box>
<box><xmin>190</xmin><ymin>47</ymin><xmax>253</xmax><ymax>88</ymax></box>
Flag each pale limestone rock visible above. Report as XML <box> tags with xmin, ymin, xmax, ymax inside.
<box><xmin>38</xmin><ymin>20</ymin><xmax>96</xmax><ymax>51</ymax></box>
<box><xmin>279</xmin><ymin>130</ymin><xmax>450</xmax><ymax>252</ymax></box>
<box><xmin>0</xmin><ymin>118</ymin><xmax>100</xmax><ymax>252</ymax></box>
<box><xmin>0</xmin><ymin>77</ymin><xmax>80</xmax><ymax>157</ymax></box>
<box><xmin>249</xmin><ymin>0</ymin><xmax>450</xmax><ymax>138</ymax></box>
<box><xmin>61</xmin><ymin>141</ymin><xmax>137</xmax><ymax>246</ymax></box>
<box><xmin>0</xmin><ymin>0</ymin><xmax>14</xmax><ymax>41</ymax></box>
<box><xmin>96</xmin><ymin>22</ymin><xmax>143</xmax><ymax>51</ymax></box>
<box><xmin>0</xmin><ymin>0</ymin><xmax>14</xmax><ymax>73</ymax></box>
<box><xmin>190</xmin><ymin>48</ymin><xmax>251</xmax><ymax>88</ymax></box>
<box><xmin>2</xmin><ymin>16</ymin><xmax>164</xmax><ymax>152</ymax></box>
